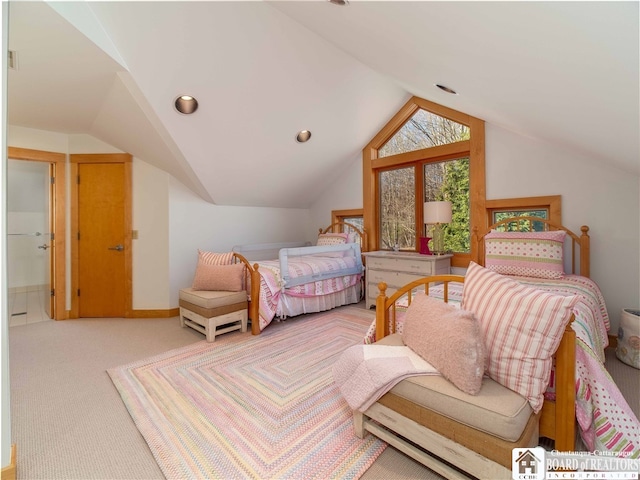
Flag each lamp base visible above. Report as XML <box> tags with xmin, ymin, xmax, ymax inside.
<box><xmin>419</xmin><ymin>237</ymin><xmax>432</xmax><ymax>255</ymax></box>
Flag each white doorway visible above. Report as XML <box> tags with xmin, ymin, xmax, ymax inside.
<box><xmin>7</xmin><ymin>159</ymin><xmax>53</xmax><ymax>326</ymax></box>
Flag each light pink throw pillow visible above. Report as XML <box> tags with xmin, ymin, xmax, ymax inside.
<box><xmin>402</xmin><ymin>294</ymin><xmax>486</xmax><ymax>395</ymax></box>
<box><xmin>191</xmin><ymin>263</ymin><xmax>244</xmax><ymax>291</ymax></box>
<box><xmin>461</xmin><ymin>262</ymin><xmax>578</xmax><ymax>412</ymax></box>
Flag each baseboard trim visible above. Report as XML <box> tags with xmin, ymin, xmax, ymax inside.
<box><xmin>1</xmin><ymin>444</ymin><xmax>16</xmax><ymax>480</ymax></box>
<box><xmin>129</xmin><ymin>308</ymin><xmax>180</xmax><ymax>319</ymax></box>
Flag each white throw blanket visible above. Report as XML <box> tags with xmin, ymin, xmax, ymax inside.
<box><xmin>332</xmin><ymin>344</ymin><xmax>439</xmax><ymax>411</ymax></box>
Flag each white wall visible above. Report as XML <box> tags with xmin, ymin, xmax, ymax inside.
<box><xmin>309</xmin><ymin>124</ymin><xmax>640</xmax><ymax>334</ymax></box>
<box><xmin>309</xmin><ymin>154</ymin><xmax>363</xmax><ymax>238</ymax></box>
<box><xmin>168</xmin><ymin>177</ymin><xmax>312</xmax><ymax>306</ymax></box>
<box><xmin>132</xmin><ymin>160</ymin><xmax>171</xmax><ymax>309</ymax></box>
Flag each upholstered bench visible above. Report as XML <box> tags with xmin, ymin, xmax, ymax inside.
<box><xmin>179</xmin><ymin>288</ymin><xmax>248</xmax><ymax>342</ymax></box>
<box><xmin>355</xmin><ymin>333</ymin><xmax>538</xmax><ymax>477</ymax></box>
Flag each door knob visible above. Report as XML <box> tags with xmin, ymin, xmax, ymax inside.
<box><xmin>108</xmin><ymin>244</ymin><xmax>124</xmax><ymax>251</ymax></box>
<box><xmin>37</xmin><ymin>244</ymin><xmax>50</xmax><ymax>250</ymax></box>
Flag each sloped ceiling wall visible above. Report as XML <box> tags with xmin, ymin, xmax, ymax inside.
<box><xmin>7</xmin><ymin>1</ymin><xmax>639</xmax><ymax>208</ymax></box>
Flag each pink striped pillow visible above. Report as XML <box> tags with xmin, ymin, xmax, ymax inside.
<box><xmin>484</xmin><ymin>230</ymin><xmax>566</xmax><ymax>279</ymax></box>
<box><xmin>198</xmin><ymin>250</ymin><xmax>234</xmax><ymax>266</ymax></box>
<box><xmin>461</xmin><ymin>262</ymin><xmax>578</xmax><ymax>413</ymax></box>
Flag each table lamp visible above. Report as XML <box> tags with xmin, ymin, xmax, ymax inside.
<box><xmin>423</xmin><ymin>201</ymin><xmax>452</xmax><ymax>255</ymax></box>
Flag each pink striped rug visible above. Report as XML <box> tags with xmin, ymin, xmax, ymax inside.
<box><xmin>108</xmin><ymin>308</ymin><xmax>386</xmax><ymax>479</ymax></box>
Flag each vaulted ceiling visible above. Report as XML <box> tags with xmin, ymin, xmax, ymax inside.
<box><xmin>7</xmin><ymin>1</ymin><xmax>639</xmax><ymax>208</ymax></box>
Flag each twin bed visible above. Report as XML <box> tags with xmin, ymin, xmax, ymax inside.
<box><xmin>365</xmin><ymin>217</ymin><xmax>638</xmax><ymax>459</ymax></box>
<box><xmin>233</xmin><ymin>222</ymin><xmax>366</xmax><ymax>335</ymax></box>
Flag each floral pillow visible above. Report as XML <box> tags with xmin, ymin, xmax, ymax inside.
<box><xmin>484</xmin><ymin>230</ymin><xmax>566</xmax><ymax>279</ymax></box>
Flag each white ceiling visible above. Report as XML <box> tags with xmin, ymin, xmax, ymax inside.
<box><xmin>7</xmin><ymin>1</ymin><xmax>639</xmax><ymax>208</ymax></box>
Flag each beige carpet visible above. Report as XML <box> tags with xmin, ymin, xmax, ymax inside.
<box><xmin>9</xmin><ymin>305</ymin><xmax>639</xmax><ymax>479</ymax></box>
<box><xmin>9</xmin><ymin>306</ymin><xmax>442</xmax><ymax>480</ymax></box>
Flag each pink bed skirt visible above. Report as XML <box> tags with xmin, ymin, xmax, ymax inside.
<box><xmin>277</xmin><ymin>284</ymin><xmax>362</xmax><ymax>319</ymax></box>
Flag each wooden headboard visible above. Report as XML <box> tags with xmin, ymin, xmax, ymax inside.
<box><xmin>472</xmin><ymin>216</ymin><xmax>591</xmax><ymax>278</ymax></box>
<box><xmin>320</xmin><ymin>221</ymin><xmax>368</xmax><ymax>253</ymax></box>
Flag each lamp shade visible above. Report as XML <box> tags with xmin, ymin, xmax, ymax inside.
<box><xmin>424</xmin><ymin>201</ymin><xmax>452</xmax><ymax>224</ymax></box>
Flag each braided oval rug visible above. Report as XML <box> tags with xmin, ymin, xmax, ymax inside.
<box><xmin>108</xmin><ymin>307</ymin><xmax>385</xmax><ymax>480</ymax></box>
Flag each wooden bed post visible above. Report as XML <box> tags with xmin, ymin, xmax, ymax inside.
<box><xmin>580</xmin><ymin>226</ymin><xmax>590</xmax><ymax>278</ymax></box>
<box><xmin>553</xmin><ymin>320</ymin><xmax>577</xmax><ymax>451</ymax></box>
<box><xmin>471</xmin><ymin>226</ymin><xmax>481</xmax><ymax>265</ymax></box>
<box><xmin>375</xmin><ymin>282</ymin><xmax>389</xmax><ymax>341</ymax></box>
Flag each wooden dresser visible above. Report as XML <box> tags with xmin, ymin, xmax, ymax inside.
<box><xmin>363</xmin><ymin>251</ymin><xmax>452</xmax><ymax>308</ymax></box>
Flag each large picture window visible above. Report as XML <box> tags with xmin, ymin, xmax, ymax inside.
<box><xmin>363</xmin><ymin>96</ymin><xmax>485</xmax><ymax>267</ymax></box>
<box><xmin>379</xmin><ymin>166</ymin><xmax>415</xmax><ymax>250</ymax></box>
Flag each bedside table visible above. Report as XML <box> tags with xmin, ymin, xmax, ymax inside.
<box><xmin>363</xmin><ymin>251</ymin><xmax>452</xmax><ymax>308</ymax></box>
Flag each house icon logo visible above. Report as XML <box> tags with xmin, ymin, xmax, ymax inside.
<box><xmin>512</xmin><ymin>447</ymin><xmax>545</xmax><ymax>480</ymax></box>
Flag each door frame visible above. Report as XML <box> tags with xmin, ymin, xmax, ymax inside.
<box><xmin>70</xmin><ymin>153</ymin><xmax>133</xmax><ymax>318</ymax></box>
<box><xmin>7</xmin><ymin>147</ymin><xmax>66</xmax><ymax>320</ymax></box>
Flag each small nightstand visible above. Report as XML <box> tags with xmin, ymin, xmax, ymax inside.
<box><xmin>363</xmin><ymin>251</ymin><xmax>452</xmax><ymax>308</ymax></box>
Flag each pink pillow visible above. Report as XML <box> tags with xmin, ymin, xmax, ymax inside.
<box><xmin>402</xmin><ymin>294</ymin><xmax>485</xmax><ymax>395</ymax></box>
<box><xmin>191</xmin><ymin>263</ymin><xmax>244</xmax><ymax>291</ymax></box>
<box><xmin>484</xmin><ymin>230</ymin><xmax>566</xmax><ymax>279</ymax></box>
<box><xmin>461</xmin><ymin>262</ymin><xmax>578</xmax><ymax>412</ymax></box>
<box><xmin>197</xmin><ymin>249</ymin><xmax>234</xmax><ymax>266</ymax></box>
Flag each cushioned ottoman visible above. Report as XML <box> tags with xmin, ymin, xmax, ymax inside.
<box><xmin>179</xmin><ymin>288</ymin><xmax>248</xmax><ymax>342</ymax></box>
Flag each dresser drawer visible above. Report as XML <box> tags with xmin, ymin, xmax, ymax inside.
<box><xmin>368</xmin><ymin>270</ymin><xmax>428</xmax><ymax>289</ymax></box>
<box><xmin>366</xmin><ymin>255</ymin><xmax>435</xmax><ymax>275</ymax></box>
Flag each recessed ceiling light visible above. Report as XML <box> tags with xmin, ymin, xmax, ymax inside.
<box><xmin>174</xmin><ymin>95</ymin><xmax>198</xmax><ymax>114</ymax></box>
<box><xmin>327</xmin><ymin>0</ymin><xmax>349</xmax><ymax>5</ymax></box>
<box><xmin>296</xmin><ymin>130</ymin><xmax>312</xmax><ymax>143</ymax></box>
<box><xmin>435</xmin><ymin>84</ymin><xmax>458</xmax><ymax>95</ymax></box>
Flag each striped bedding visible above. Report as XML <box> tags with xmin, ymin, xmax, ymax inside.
<box><xmin>364</xmin><ymin>275</ymin><xmax>639</xmax><ymax>457</ymax></box>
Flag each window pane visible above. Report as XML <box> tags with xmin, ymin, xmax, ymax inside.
<box><xmin>340</xmin><ymin>216</ymin><xmax>364</xmax><ymax>233</ymax></box>
<box><xmin>339</xmin><ymin>216</ymin><xmax>364</xmax><ymax>248</ymax></box>
<box><xmin>379</xmin><ymin>109</ymin><xmax>470</xmax><ymax>158</ymax></box>
<box><xmin>492</xmin><ymin>210</ymin><xmax>548</xmax><ymax>231</ymax></box>
<box><xmin>423</xmin><ymin>157</ymin><xmax>470</xmax><ymax>253</ymax></box>
<box><xmin>379</xmin><ymin>167</ymin><xmax>415</xmax><ymax>250</ymax></box>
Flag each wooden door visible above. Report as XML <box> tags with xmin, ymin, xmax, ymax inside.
<box><xmin>78</xmin><ymin>163</ymin><xmax>126</xmax><ymax>317</ymax></box>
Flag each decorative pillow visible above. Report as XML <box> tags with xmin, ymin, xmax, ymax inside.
<box><xmin>402</xmin><ymin>293</ymin><xmax>486</xmax><ymax>395</ymax></box>
<box><xmin>317</xmin><ymin>232</ymin><xmax>348</xmax><ymax>246</ymax></box>
<box><xmin>197</xmin><ymin>249</ymin><xmax>234</xmax><ymax>266</ymax></box>
<box><xmin>461</xmin><ymin>262</ymin><xmax>578</xmax><ymax>412</ymax></box>
<box><xmin>191</xmin><ymin>262</ymin><xmax>244</xmax><ymax>291</ymax></box>
<box><xmin>484</xmin><ymin>230</ymin><xmax>566</xmax><ymax>279</ymax></box>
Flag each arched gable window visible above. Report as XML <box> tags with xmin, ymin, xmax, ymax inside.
<box><xmin>363</xmin><ymin>96</ymin><xmax>485</xmax><ymax>268</ymax></box>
